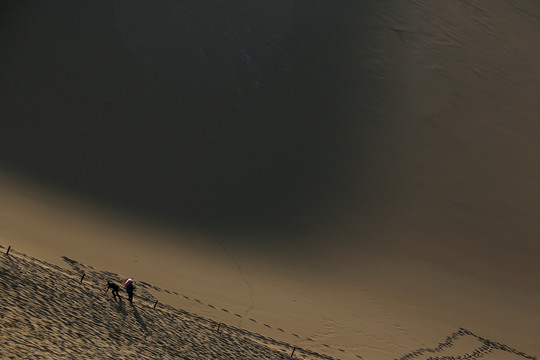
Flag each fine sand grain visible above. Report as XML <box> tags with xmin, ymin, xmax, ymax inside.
<box><xmin>0</xmin><ymin>247</ymin><xmax>337</xmax><ymax>360</ymax></box>
<box><xmin>2</xmin><ymin>0</ymin><xmax>540</xmax><ymax>359</ymax></box>
<box><xmin>1</xmin><ymin>247</ymin><xmax>537</xmax><ymax>360</ymax></box>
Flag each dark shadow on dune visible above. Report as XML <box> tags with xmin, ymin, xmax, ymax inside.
<box><xmin>1</xmin><ymin>255</ymin><xmax>22</xmax><ymax>290</ymax></box>
<box><xmin>0</xmin><ymin>0</ymin><xmax>387</xmax><ymax>245</ymax></box>
<box><xmin>111</xmin><ymin>297</ymin><xmax>127</xmax><ymax>316</ymax></box>
<box><xmin>131</xmin><ymin>305</ymin><xmax>149</xmax><ymax>334</ymax></box>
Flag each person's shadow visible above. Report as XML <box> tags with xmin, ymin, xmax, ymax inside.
<box><xmin>131</xmin><ymin>304</ymin><xmax>149</xmax><ymax>334</ymax></box>
<box><xmin>108</xmin><ymin>295</ymin><xmax>127</xmax><ymax>315</ymax></box>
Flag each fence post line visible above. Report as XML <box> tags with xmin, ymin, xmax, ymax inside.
<box><xmin>6</xmin><ymin>246</ymin><xmax>11</xmax><ymax>255</ymax></box>
<box><xmin>290</xmin><ymin>347</ymin><xmax>296</xmax><ymax>358</ymax></box>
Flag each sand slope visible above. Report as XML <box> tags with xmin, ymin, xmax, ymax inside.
<box><xmin>1</xmin><ymin>246</ymin><xmax>537</xmax><ymax>360</ymax></box>
<box><xmin>2</xmin><ymin>0</ymin><xmax>540</xmax><ymax>359</ymax></box>
<box><xmin>0</xmin><ymin>247</ymin><xmax>337</xmax><ymax>360</ymax></box>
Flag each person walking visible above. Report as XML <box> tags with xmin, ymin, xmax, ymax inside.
<box><xmin>106</xmin><ymin>281</ymin><xmax>121</xmax><ymax>300</ymax></box>
<box><xmin>124</xmin><ymin>278</ymin><xmax>135</xmax><ymax>303</ymax></box>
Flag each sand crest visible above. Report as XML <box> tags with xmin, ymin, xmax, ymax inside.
<box><xmin>0</xmin><ymin>247</ymin><xmax>340</xmax><ymax>360</ymax></box>
<box><xmin>1</xmin><ymin>246</ymin><xmax>536</xmax><ymax>360</ymax></box>
<box><xmin>2</xmin><ymin>0</ymin><xmax>540</xmax><ymax>358</ymax></box>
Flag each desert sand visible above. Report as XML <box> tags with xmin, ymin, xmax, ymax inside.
<box><xmin>1</xmin><ymin>246</ymin><xmax>537</xmax><ymax>360</ymax></box>
<box><xmin>1</xmin><ymin>246</ymin><xmax>338</xmax><ymax>360</ymax></box>
<box><xmin>1</xmin><ymin>0</ymin><xmax>540</xmax><ymax>359</ymax></box>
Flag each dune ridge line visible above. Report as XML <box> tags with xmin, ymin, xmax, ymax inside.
<box><xmin>0</xmin><ymin>244</ymin><xmax>345</xmax><ymax>360</ymax></box>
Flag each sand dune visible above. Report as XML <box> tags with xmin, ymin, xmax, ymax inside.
<box><xmin>2</xmin><ymin>0</ymin><xmax>540</xmax><ymax>358</ymax></box>
<box><xmin>0</xmin><ymin>247</ymin><xmax>339</xmax><ymax>360</ymax></box>
<box><xmin>1</xmin><ymin>247</ymin><xmax>537</xmax><ymax>359</ymax></box>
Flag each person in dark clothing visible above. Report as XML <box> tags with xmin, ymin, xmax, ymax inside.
<box><xmin>106</xmin><ymin>281</ymin><xmax>121</xmax><ymax>300</ymax></box>
<box><xmin>124</xmin><ymin>278</ymin><xmax>134</xmax><ymax>303</ymax></box>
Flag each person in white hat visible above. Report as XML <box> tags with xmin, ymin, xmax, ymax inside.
<box><xmin>124</xmin><ymin>278</ymin><xmax>134</xmax><ymax>303</ymax></box>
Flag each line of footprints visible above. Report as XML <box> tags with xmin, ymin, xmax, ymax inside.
<box><xmin>57</xmin><ymin>255</ymin><xmax>536</xmax><ymax>360</ymax></box>
<box><xmin>137</xmin><ymin>280</ymin><xmax>362</xmax><ymax>360</ymax></box>
<box><xmin>143</xmin><ymin>283</ymin><xmax>538</xmax><ymax>360</ymax></box>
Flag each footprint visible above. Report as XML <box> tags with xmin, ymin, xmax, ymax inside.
<box><xmin>221</xmin><ymin>308</ymin><xmax>229</xmax><ymax>313</ymax></box>
<box><xmin>61</xmin><ymin>256</ymin><xmax>78</xmax><ymax>266</ymax></box>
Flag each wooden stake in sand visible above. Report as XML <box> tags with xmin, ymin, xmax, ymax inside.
<box><xmin>80</xmin><ymin>272</ymin><xmax>85</xmax><ymax>283</ymax></box>
<box><xmin>290</xmin><ymin>347</ymin><xmax>296</xmax><ymax>358</ymax></box>
<box><xmin>6</xmin><ymin>246</ymin><xmax>11</xmax><ymax>255</ymax></box>
<box><xmin>154</xmin><ymin>300</ymin><xmax>158</xmax><ymax>309</ymax></box>
<box><xmin>216</xmin><ymin>323</ymin><xmax>221</xmax><ymax>332</ymax></box>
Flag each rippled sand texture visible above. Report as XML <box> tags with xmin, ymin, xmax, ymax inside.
<box><xmin>1</xmin><ymin>247</ymin><xmax>537</xmax><ymax>360</ymax></box>
<box><xmin>0</xmin><ymin>248</ymin><xmax>338</xmax><ymax>360</ymax></box>
<box><xmin>2</xmin><ymin>0</ymin><xmax>540</xmax><ymax>359</ymax></box>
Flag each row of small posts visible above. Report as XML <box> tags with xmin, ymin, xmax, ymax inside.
<box><xmin>6</xmin><ymin>245</ymin><xmax>299</xmax><ymax>359</ymax></box>
<box><xmin>214</xmin><ymin>322</ymin><xmax>297</xmax><ymax>359</ymax></box>
<box><xmin>5</xmin><ymin>245</ymin><xmax>159</xmax><ymax>309</ymax></box>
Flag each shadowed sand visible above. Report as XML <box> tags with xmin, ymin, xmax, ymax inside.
<box><xmin>2</xmin><ymin>0</ymin><xmax>540</xmax><ymax>359</ymax></box>
<box><xmin>0</xmin><ymin>248</ymin><xmax>537</xmax><ymax>360</ymax></box>
<box><xmin>0</xmin><ymin>248</ymin><xmax>338</xmax><ymax>360</ymax></box>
